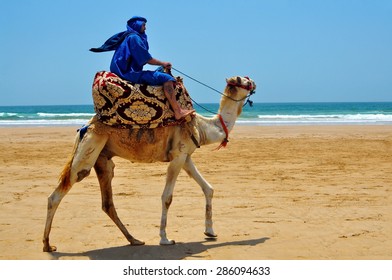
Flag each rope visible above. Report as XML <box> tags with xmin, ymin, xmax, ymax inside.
<box><xmin>172</xmin><ymin>67</ymin><xmax>225</xmax><ymax>97</ymax></box>
<box><xmin>172</xmin><ymin>67</ymin><xmax>255</xmax><ymax>114</ymax></box>
<box><xmin>172</xmin><ymin>67</ymin><xmax>253</xmax><ymax>103</ymax></box>
<box><xmin>171</xmin><ymin>67</ymin><xmax>255</xmax><ymax>150</ymax></box>
<box><xmin>189</xmin><ymin>96</ymin><xmax>217</xmax><ymax>115</ymax></box>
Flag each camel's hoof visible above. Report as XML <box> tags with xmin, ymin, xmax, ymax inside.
<box><xmin>43</xmin><ymin>245</ymin><xmax>57</xmax><ymax>252</ymax></box>
<box><xmin>160</xmin><ymin>239</ymin><xmax>176</xmax><ymax>246</ymax></box>
<box><xmin>130</xmin><ymin>239</ymin><xmax>145</xmax><ymax>246</ymax></box>
<box><xmin>204</xmin><ymin>231</ymin><xmax>218</xmax><ymax>238</ymax></box>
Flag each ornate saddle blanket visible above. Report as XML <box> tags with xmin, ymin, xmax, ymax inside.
<box><xmin>92</xmin><ymin>71</ymin><xmax>194</xmax><ymax>129</ymax></box>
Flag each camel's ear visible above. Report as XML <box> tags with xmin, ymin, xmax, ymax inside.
<box><xmin>226</xmin><ymin>77</ymin><xmax>235</xmax><ymax>84</ymax></box>
<box><xmin>225</xmin><ymin>78</ymin><xmax>238</xmax><ymax>94</ymax></box>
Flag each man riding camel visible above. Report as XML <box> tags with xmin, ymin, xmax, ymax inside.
<box><xmin>90</xmin><ymin>16</ymin><xmax>194</xmax><ymax>120</ymax></box>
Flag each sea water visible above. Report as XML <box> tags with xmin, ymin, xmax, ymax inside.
<box><xmin>0</xmin><ymin>102</ymin><xmax>392</xmax><ymax>127</ymax></box>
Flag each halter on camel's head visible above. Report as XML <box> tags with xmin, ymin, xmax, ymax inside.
<box><xmin>222</xmin><ymin>76</ymin><xmax>256</xmax><ymax>114</ymax></box>
<box><xmin>225</xmin><ymin>76</ymin><xmax>256</xmax><ymax>97</ymax></box>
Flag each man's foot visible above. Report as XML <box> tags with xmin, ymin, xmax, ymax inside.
<box><xmin>174</xmin><ymin>109</ymin><xmax>195</xmax><ymax>120</ymax></box>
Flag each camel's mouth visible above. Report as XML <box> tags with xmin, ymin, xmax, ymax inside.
<box><xmin>248</xmin><ymin>78</ymin><xmax>256</xmax><ymax>94</ymax></box>
<box><xmin>252</xmin><ymin>79</ymin><xmax>256</xmax><ymax>90</ymax></box>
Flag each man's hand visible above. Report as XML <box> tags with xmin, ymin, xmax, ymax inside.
<box><xmin>147</xmin><ymin>58</ymin><xmax>172</xmax><ymax>69</ymax></box>
<box><xmin>162</xmin><ymin>62</ymin><xmax>172</xmax><ymax>69</ymax></box>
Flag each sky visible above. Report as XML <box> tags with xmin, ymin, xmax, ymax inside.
<box><xmin>0</xmin><ymin>0</ymin><xmax>391</xmax><ymax>106</ymax></box>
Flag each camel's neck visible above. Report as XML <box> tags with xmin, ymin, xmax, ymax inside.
<box><xmin>218</xmin><ymin>100</ymin><xmax>241</xmax><ymax>132</ymax></box>
<box><xmin>196</xmin><ymin>99</ymin><xmax>242</xmax><ymax>146</ymax></box>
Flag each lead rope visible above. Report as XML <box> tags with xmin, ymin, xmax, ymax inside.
<box><xmin>172</xmin><ymin>67</ymin><xmax>226</xmax><ymax>98</ymax></box>
<box><xmin>171</xmin><ymin>67</ymin><xmax>254</xmax><ymax>150</ymax></box>
<box><xmin>172</xmin><ymin>67</ymin><xmax>254</xmax><ymax>105</ymax></box>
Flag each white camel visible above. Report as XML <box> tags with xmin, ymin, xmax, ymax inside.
<box><xmin>43</xmin><ymin>75</ymin><xmax>256</xmax><ymax>252</ymax></box>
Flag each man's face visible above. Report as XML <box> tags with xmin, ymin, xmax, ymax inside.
<box><xmin>140</xmin><ymin>23</ymin><xmax>146</xmax><ymax>33</ymax></box>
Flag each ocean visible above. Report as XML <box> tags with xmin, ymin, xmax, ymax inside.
<box><xmin>1</xmin><ymin>102</ymin><xmax>392</xmax><ymax>127</ymax></box>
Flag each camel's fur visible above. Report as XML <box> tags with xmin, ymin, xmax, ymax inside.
<box><xmin>43</xmin><ymin>76</ymin><xmax>256</xmax><ymax>252</ymax></box>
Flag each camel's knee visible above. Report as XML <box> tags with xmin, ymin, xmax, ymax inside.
<box><xmin>46</xmin><ymin>187</ymin><xmax>67</xmax><ymax>213</ymax></box>
<box><xmin>162</xmin><ymin>194</ymin><xmax>173</xmax><ymax>210</ymax></box>
<box><xmin>47</xmin><ymin>193</ymin><xmax>59</xmax><ymax>210</ymax></box>
<box><xmin>101</xmin><ymin>200</ymin><xmax>113</xmax><ymax>214</ymax></box>
<box><xmin>202</xmin><ymin>186</ymin><xmax>214</xmax><ymax>200</ymax></box>
<box><xmin>206</xmin><ymin>187</ymin><xmax>214</xmax><ymax>198</ymax></box>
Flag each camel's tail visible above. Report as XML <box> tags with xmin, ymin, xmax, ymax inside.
<box><xmin>58</xmin><ymin>125</ymin><xmax>89</xmax><ymax>191</ymax></box>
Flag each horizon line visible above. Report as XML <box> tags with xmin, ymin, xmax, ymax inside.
<box><xmin>1</xmin><ymin>101</ymin><xmax>392</xmax><ymax>107</ymax></box>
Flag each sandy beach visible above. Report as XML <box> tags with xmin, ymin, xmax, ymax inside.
<box><xmin>0</xmin><ymin>125</ymin><xmax>391</xmax><ymax>260</ymax></box>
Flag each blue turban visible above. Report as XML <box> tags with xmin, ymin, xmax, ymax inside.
<box><xmin>127</xmin><ymin>16</ymin><xmax>147</xmax><ymax>33</ymax></box>
<box><xmin>126</xmin><ymin>16</ymin><xmax>148</xmax><ymax>47</ymax></box>
<box><xmin>90</xmin><ymin>16</ymin><xmax>148</xmax><ymax>53</ymax></box>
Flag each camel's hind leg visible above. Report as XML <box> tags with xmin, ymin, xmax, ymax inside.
<box><xmin>94</xmin><ymin>155</ymin><xmax>144</xmax><ymax>246</ymax></box>
<box><xmin>43</xmin><ymin>129</ymin><xmax>108</xmax><ymax>252</ymax></box>
<box><xmin>183</xmin><ymin>156</ymin><xmax>217</xmax><ymax>238</ymax></box>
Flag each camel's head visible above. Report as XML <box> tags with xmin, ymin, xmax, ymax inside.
<box><xmin>222</xmin><ymin>76</ymin><xmax>256</xmax><ymax>115</ymax></box>
<box><xmin>226</xmin><ymin>76</ymin><xmax>256</xmax><ymax>95</ymax></box>
<box><xmin>225</xmin><ymin>76</ymin><xmax>256</xmax><ymax>98</ymax></box>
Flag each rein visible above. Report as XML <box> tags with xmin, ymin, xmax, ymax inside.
<box><xmin>172</xmin><ymin>67</ymin><xmax>255</xmax><ymax>104</ymax></box>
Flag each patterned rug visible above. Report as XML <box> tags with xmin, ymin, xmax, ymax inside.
<box><xmin>92</xmin><ymin>71</ymin><xmax>194</xmax><ymax>129</ymax></box>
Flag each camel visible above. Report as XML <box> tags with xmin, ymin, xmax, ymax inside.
<box><xmin>42</xmin><ymin>75</ymin><xmax>256</xmax><ymax>252</ymax></box>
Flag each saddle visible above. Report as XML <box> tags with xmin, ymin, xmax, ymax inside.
<box><xmin>92</xmin><ymin>71</ymin><xmax>194</xmax><ymax>129</ymax></box>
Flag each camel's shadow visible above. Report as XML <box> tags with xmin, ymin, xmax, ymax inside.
<box><xmin>49</xmin><ymin>237</ymin><xmax>269</xmax><ymax>260</ymax></box>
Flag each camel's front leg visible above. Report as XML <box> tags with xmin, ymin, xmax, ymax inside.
<box><xmin>183</xmin><ymin>156</ymin><xmax>217</xmax><ymax>238</ymax></box>
<box><xmin>159</xmin><ymin>154</ymin><xmax>187</xmax><ymax>245</ymax></box>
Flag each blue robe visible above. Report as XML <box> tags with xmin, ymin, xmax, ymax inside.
<box><xmin>91</xmin><ymin>17</ymin><xmax>175</xmax><ymax>86</ymax></box>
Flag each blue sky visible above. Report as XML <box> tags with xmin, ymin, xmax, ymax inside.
<box><xmin>1</xmin><ymin>0</ymin><xmax>391</xmax><ymax>105</ymax></box>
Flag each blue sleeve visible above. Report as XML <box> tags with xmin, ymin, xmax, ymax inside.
<box><xmin>128</xmin><ymin>35</ymin><xmax>152</xmax><ymax>66</ymax></box>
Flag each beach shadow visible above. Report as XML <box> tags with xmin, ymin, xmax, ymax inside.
<box><xmin>49</xmin><ymin>237</ymin><xmax>270</xmax><ymax>260</ymax></box>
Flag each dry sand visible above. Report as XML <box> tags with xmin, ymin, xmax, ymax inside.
<box><xmin>0</xmin><ymin>125</ymin><xmax>391</xmax><ymax>260</ymax></box>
